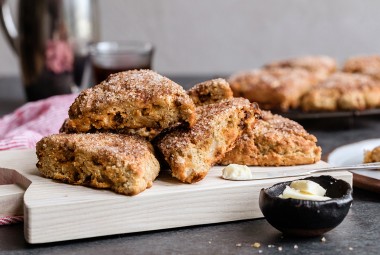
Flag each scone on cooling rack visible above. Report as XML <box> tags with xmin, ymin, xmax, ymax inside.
<box><xmin>220</xmin><ymin>110</ymin><xmax>321</xmax><ymax>166</ymax></box>
<box><xmin>187</xmin><ymin>78</ymin><xmax>233</xmax><ymax>106</ymax></box>
<box><xmin>156</xmin><ymin>98</ymin><xmax>261</xmax><ymax>184</ymax></box>
<box><xmin>264</xmin><ymin>55</ymin><xmax>337</xmax><ymax>83</ymax></box>
<box><xmin>301</xmin><ymin>72</ymin><xmax>380</xmax><ymax>112</ymax></box>
<box><xmin>36</xmin><ymin>133</ymin><xmax>160</xmax><ymax>196</ymax></box>
<box><xmin>343</xmin><ymin>55</ymin><xmax>380</xmax><ymax>81</ymax></box>
<box><xmin>229</xmin><ymin>68</ymin><xmax>315</xmax><ymax>111</ymax></box>
<box><xmin>64</xmin><ymin>70</ymin><xmax>196</xmax><ymax>140</ymax></box>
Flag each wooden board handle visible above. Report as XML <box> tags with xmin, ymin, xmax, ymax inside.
<box><xmin>0</xmin><ymin>168</ymin><xmax>30</xmax><ymax>217</ymax></box>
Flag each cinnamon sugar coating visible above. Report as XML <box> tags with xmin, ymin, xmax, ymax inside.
<box><xmin>264</xmin><ymin>55</ymin><xmax>337</xmax><ymax>83</ymax></box>
<box><xmin>301</xmin><ymin>72</ymin><xmax>380</xmax><ymax>111</ymax></box>
<box><xmin>66</xmin><ymin>70</ymin><xmax>196</xmax><ymax>139</ymax></box>
<box><xmin>156</xmin><ymin>98</ymin><xmax>260</xmax><ymax>183</ymax></box>
<box><xmin>36</xmin><ymin>133</ymin><xmax>160</xmax><ymax>195</ymax></box>
<box><xmin>343</xmin><ymin>55</ymin><xmax>380</xmax><ymax>80</ymax></box>
<box><xmin>229</xmin><ymin>68</ymin><xmax>315</xmax><ymax>111</ymax></box>
<box><xmin>220</xmin><ymin>111</ymin><xmax>321</xmax><ymax>166</ymax></box>
<box><xmin>187</xmin><ymin>78</ymin><xmax>233</xmax><ymax>106</ymax></box>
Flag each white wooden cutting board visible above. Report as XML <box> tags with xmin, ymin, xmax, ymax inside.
<box><xmin>0</xmin><ymin>149</ymin><xmax>352</xmax><ymax>244</ymax></box>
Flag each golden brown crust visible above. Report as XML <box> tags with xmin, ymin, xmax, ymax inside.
<box><xmin>66</xmin><ymin>70</ymin><xmax>196</xmax><ymax>139</ymax></box>
<box><xmin>264</xmin><ymin>55</ymin><xmax>337</xmax><ymax>83</ymax></box>
<box><xmin>36</xmin><ymin>133</ymin><xmax>160</xmax><ymax>196</ymax></box>
<box><xmin>220</xmin><ymin>111</ymin><xmax>321</xmax><ymax>166</ymax></box>
<box><xmin>301</xmin><ymin>72</ymin><xmax>380</xmax><ymax>111</ymax></box>
<box><xmin>187</xmin><ymin>78</ymin><xmax>233</xmax><ymax>106</ymax></box>
<box><xmin>229</xmin><ymin>68</ymin><xmax>315</xmax><ymax>111</ymax></box>
<box><xmin>343</xmin><ymin>55</ymin><xmax>380</xmax><ymax>80</ymax></box>
<box><xmin>156</xmin><ymin>98</ymin><xmax>261</xmax><ymax>183</ymax></box>
<box><xmin>364</xmin><ymin>146</ymin><xmax>380</xmax><ymax>163</ymax></box>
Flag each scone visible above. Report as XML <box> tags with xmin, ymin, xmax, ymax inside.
<box><xmin>264</xmin><ymin>55</ymin><xmax>337</xmax><ymax>83</ymax></box>
<box><xmin>187</xmin><ymin>78</ymin><xmax>233</xmax><ymax>106</ymax></box>
<box><xmin>156</xmin><ymin>98</ymin><xmax>260</xmax><ymax>183</ymax></box>
<box><xmin>301</xmin><ymin>72</ymin><xmax>380</xmax><ymax>111</ymax></box>
<box><xmin>65</xmin><ymin>70</ymin><xmax>196</xmax><ymax>140</ymax></box>
<box><xmin>343</xmin><ymin>55</ymin><xmax>380</xmax><ymax>80</ymax></box>
<box><xmin>36</xmin><ymin>133</ymin><xmax>160</xmax><ymax>195</ymax></box>
<box><xmin>229</xmin><ymin>68</ymin><xmax>315</xmax><ymax>111</ymax></box>
<box><xmin>364</xmin><ymin>146</ymin><xmax>380</xmax><ymax>163</ymax></box>
<box><xmin>220</xmin><ymin>111</ymin><xmax>321</xmax><ymax>166</ymax></box>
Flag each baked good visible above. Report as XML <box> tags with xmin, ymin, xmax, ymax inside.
<box><xmin>264</xmin><ymin>55</ymin><xmax>337</xmax><ymax>83</ymax></box>
<box><xmin>364</xmin><ymin>146</ymin><xmax>380</xmax><ymax>163</ymax></box>
<box><xmin>229</xmin><ymin>68</ymin><xmax>315</xmax><ymax>111</ymax></box>
<box><xmin>36</xmin><ymin>133</ymin><xmax>160</xmax><ymax>196</ymax></box>
<box><xmin>65</xmin><ymin>70</ymin><xmax>196</xmax><ymax>140</ymax></box>
<box><xmin>187</xmin><ymin>78</ymin><xmax>233</xmax><ymax>106</ymax></box>
<box><xmin>301</xmin><ymin>72</ymin><xmax>380</xmax><ymax>111</ymax></box>
<box><xmin>343</xmin><ymin>55</ymin><xmax>380</xmax><ymax>80</ymax></box>
<box><xmin>220</xmin><ymin>111</ymin><xmax>321</xmax><ymax>166</ymax></box>
<box><xmin>156</xmin><ymin>98</ymin><xmax>260</xmax><ymax>183</ymax></box>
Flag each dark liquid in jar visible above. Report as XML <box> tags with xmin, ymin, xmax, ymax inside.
<box><xmin>92</xmin><ymin>64</ymin><xmax>152</xmax><ymax>85</ymax></box>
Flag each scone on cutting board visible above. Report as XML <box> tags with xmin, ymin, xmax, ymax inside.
<box><xmin>36</xmin><ymin>133</ymin><xmax>160</xmax><ymax>196</ymax></box>
<box><xmin>156</xmin><ymin>98</ymin><xmax>261</xmax><ymax>183</ymax></box>
<box><xmin>187</xmin><ymin>78</ymin><xmax>233</xmax><ymax>106</ymax></box>
<box><xmin>220</xmin><ymin>110</ymin><xmax>321</xmax><ymax>166</ymax></box>
<box><xmin>64</xmin><ymin>69</ymin><xmax>196</xmax><ymax>140</ymax></box>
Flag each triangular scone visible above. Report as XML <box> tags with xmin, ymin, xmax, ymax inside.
<box><xmin>343</xmin><ymin>55</ymin><xmax>380</xmax><ymax>81</ymax></box>
<box><xmin>229</xmin><ymin>68</ymin><xmax>315</xmax><ymax>111</ymax></box>
<box><xmin>301</xmin><ymin>72</ymin><xmax>380</xmax><ymax>111</ymax></box>
<box><xmin>187</xmin><ymin>78</ymin><xmax>233</xmax><ymax>106</ymax></box>
<box><xmin>363</xmin><ymin>146</ymin><xmax>380</xmax><ymax>163</ymax></box>
<box><xmin>220</xmin><ymin>111</ymin><xmax>321</xmax><ymax>166</ymax></box>
<box><xmin>36</xmin><ymin>133</ymin><xmax>160</xmax><ymax>196</ymax></box>
<box><xmin>65</xmin><ymin>70</ymin><xmax>196</xmax><ymax>140</ymax></box>
<box><xmin>156</xmin><ymin>98</ymin><xmax>260</xmax><ymax>183</ymax></box>
<box><xmin>264</xmin><ymin>55</ymin><xmax>337</xmax><ymax>83</ymax></box>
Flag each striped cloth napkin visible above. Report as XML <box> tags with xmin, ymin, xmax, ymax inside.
<box><xmin>0</xmin><ymin>94</ymin><xmax>77</xmax><ymax>225</ymax></box>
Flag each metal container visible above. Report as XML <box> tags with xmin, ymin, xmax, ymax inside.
<box><xmin>0</xmin><ymin>0</ymin><xmax>100</xmax><ymax>101</ymax></box>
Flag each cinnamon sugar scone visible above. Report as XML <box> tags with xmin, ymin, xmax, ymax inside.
<box><xmin>36</xmin><ymin>133</ymin><xmax>160</xmax><ymax>196</ymax></box>
<box><xmin>220</xmin><ymin>111</ymin><xmax>321</xmax><ymax>166</ymax></box>
<box><xmin>229</xmin><ymin>68</ymin><xmax>315</xmax><ymax>111</ymax></box>
<box><xmin>187</xmin><ymin>78</ymin><xmax>233</xmax><ymax>106</ymax></box>
<box><xmin>65</xmin><ymin>70</ymin><xmax>196</xmax><ymax>140</ymax></box>
<box><xmin>343</xmin><ymin>55</ymin><xmax>380</xmax><ymax>81</ymax></box>
<box><xmin>364</xmin><ymin>146</ymin><xmax>380</xmax><ymax>163</ymax></box>
<box><xmin>264</xmin><ymin>55</ymin><xmax>337</xmax><ymax>83</ymax></box>
<box><xmin>156</xmin><ymin>98</ymin><xmax>260</xmax><ymax>183</ymax></box>
<box><xmin>301</xmin><ymin>72</ymin><xmax>380</xmax><ymax>111</ymax></box>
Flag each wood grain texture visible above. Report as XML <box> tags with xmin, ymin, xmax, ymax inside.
<box><xmin>0</xmin><ymin>149</ymin><xmax>352</xmax><ymax>244</ymax></box>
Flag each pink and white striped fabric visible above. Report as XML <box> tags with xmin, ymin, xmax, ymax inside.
<box><xmin>0</xmin><ymin>94</ymin><xmax>77</xmax><ymax>151</ymax></box>
<box><xmin>0</xmin><ymin>94</ymin><xmax>77</xmax><ymax>225</ymax></box>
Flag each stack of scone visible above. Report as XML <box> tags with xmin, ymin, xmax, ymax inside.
<box><xmin>229</xmin><ymin>55</ymin><xmax>380</xmax><ymax>112</ymax></box>
<box><xmin>36</xmin><ymin>70</ymin><xmax>263</xmax><ymax>195</ymax></box>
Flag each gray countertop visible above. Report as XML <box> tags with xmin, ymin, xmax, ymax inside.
<box><xmin>0</xmin><ymin>76</ymin><xmax>380</xmax><ymax>255</ymax></box>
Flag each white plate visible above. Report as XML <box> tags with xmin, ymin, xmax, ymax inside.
<box><xmin>328</xmin><ymin>139</ymin><xmax>380</xmax><ymax>181</ymax></box>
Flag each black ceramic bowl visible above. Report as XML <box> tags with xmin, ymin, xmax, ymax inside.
<box><xmin>259</xmin><ymin>175</ymin><xmax>353</xmax><ymax>237</ymax></box>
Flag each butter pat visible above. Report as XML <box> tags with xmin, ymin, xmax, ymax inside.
<box><xmin>290</xmin><ymin>180</ymin><xmax>326</xmax><ymax>196</ymax></box>
<box><xmin>222</xmin><ymin>164</ymin><xmax>253</xmax><ymax>180</ymax></box>
<box><xmin>280</xmin><ymin>180</ymin><xmax>331</xmax><ymax>201</ymax></box>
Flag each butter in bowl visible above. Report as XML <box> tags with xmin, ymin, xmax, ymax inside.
<box><xmin>259</xmin><ymin>175</ymin><xmax>353</xmax><ymax>237</ymax></box>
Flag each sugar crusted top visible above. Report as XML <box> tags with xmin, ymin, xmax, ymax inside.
<box><xmin>69</xmin><ymin>69</ymin><xmax>194</xmax><ymax>117</ymax></box>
